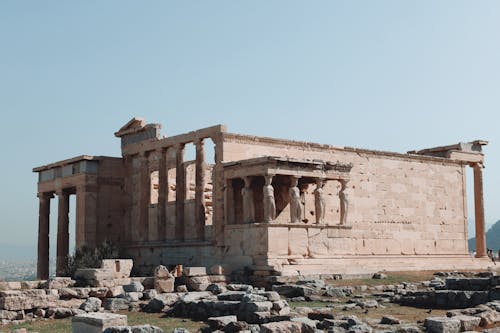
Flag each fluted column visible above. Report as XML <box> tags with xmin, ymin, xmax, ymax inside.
<box><xmin>473</xmin><ymin>163</ymin><xmax>487</xmax><ymax>258</ymax></box>
<box><xmin>37</xmin><ymin>192</ymin><xmax>52</xmax><ymax>280</ymax></box>
<box><xmin>139</xmin><ymin>152</ymin><xmax>150</xmax><ymax>241</ymax></box>
<box><xmin>157</xmin><ymin>148</ymin><xmax>168</xmax><ymax>241</ymax></box>
<box><xmin>175</xmin><ymin>144</ymin><xmax>186</xmax><ymax>241</ymax></box>
<box><xmin>56</xmin><ymin>189</ymin><xmax>70</xmax><ymax>276</ymax></box>
<box><xmin>195</xmin><ymin>139</ymin><xmax>206</xmax><ymax>240</ymax></box>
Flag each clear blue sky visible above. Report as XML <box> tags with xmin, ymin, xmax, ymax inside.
<box><xmin>1</xmin><ymin>1</ymin><xmax>499</xmax><ymax>258</ymax></box>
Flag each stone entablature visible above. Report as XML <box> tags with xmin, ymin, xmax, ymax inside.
<box><xmin>33</xmin><ymin>118</ymin><xmax>493</xmax><ymax>278</ymax></box>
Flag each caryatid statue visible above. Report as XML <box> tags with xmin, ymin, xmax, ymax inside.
<box><xmin>242</xmin><ymin>177</ymin><xmax>255</xmax><ymax>223</ymax></box>
<box><xmin>263</xmin><ymin>175</ymin><xmax>276</xmax><ymax>223</ymax></box>
<box><xmin>314</xmin><ymin>179</ymin><xmax>326</xmax><ymax>224</ymax></box>
<box><xmin>339</xmin><ymin>180</ymin><xmax>349</xmax><ymax>225</ymax></box>
<box><xmin>289</xmin><ymin>176</ymin><xmax>302</xmax><ymax>223</ymax></box>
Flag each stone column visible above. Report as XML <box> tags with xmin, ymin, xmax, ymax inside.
<box><xmin>339</xmin><ymin>180</ymin><xmax>349</xmax><ymax>225</ymax></box>
<box><xmin>242</xmin><ymin>177</ymin><xmax>255</xmax><ymax>223</ymax></box>
<box><xmin>289</xmin><ymin>176</ymin><xmax>302</xmax><ymax>223</ymax></box>
<box><xmin>157</xmin><ymin>148</ymin><xmax>168</xmax><ymax>241</ymax></box>
<box><xmin>175</xmin><ymin>144</ymin><xmax>186</xmax><ymax>241</ymax></box>
<box><xmin>314</xmin><ymin>179</ymin><xmax>325</xmax><ymax>224</ymax></box>
<box><xmin>37</xmin><ymin>192</ymin><xmax>52</xmax><ymax>280</ymax></box>
<box><xmin>263</xmin><ymin>175</ymin><xmax>276</xmax><ymax>223</ymax></box>
<box><xmin>56</xmin><ymin>189</ymin><xmax>70</xmax><ymax>276</ymax></box>
<box><xmin>473</xmin><ymin>163</ymin><xmax>487</xmax><ymax>258</ymax></box>
<box><xmin>195</xmin><ymin>139</ymin><xmax>206</xmax><ymax>240</ymax></box>
<box><xmin>139</xmin><ymin>152</ymin><xmax>150</xmax><ymax>241</ymax></box>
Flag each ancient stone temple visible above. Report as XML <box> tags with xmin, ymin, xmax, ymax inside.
<box><xmin>33</xmin><ymin>118</ymin><xmax>492</xmax><ymax>279</ymax></box>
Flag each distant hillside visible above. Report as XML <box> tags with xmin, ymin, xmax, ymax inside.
<box><xmin>469</xmin><ymin>220</ymin><xmax>500</xmax><ymax>252</ymax></box>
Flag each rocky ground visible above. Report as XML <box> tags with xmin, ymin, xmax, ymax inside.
<box><xmin>0</xmin><ymin>270</ymin><xmax>499</xmax><ymax>333</ymax></box>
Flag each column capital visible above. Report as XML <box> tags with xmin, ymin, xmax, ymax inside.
<box><xmin>264</xmin><ymin>174</ymin><xmax>274</xmax><ymax>185</ymax></box>
<box><xmin>243</xmin><ymin>176</ymin><xmax>253</xmax><ymax>187</ymax></box>
<box><xmin>175</xmin><ymin>143</ymin><xmax>185</xmax><ymax>150</ymax></box>
<box><xmin>195</xmin><ymin>137</ymin><xmax>205</xmax><ymax>146</ymax></box>
<box><xmin>37</xmin><ymin>192</ymin><xmax>54</xmax><ymax>199</ymax></box>
<box><xmin>55</xmin><ymin>189</ymin><xmax>69</xmax><ymax>197</ymax></box>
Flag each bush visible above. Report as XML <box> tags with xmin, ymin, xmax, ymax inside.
<box><xmin>61</xmin><ymin>240</ymin><xmax>119</xmax><ymax>278</ymax></box>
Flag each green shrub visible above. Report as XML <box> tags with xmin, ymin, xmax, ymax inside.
<box><xmin>61</xmin><ymin>240</ymin><xmax>119</xmax><ymax>278</ymax></box>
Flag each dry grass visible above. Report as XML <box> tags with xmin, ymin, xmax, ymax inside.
<box><xmin>2</xmin><ymin>312</ymin><xmax>207</xmax><ymax>333</ymax></box>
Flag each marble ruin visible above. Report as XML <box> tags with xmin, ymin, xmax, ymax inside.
<box><xmin>33</xmin><ymin>118</ymin><xmax>491</xmax><ymax>279</ymax></box>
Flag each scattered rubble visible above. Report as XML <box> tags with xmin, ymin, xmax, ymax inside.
<box><xmin>0</xmin><ymin>268</ymin><xmax>499</xmax><ymax>333</ymax></box>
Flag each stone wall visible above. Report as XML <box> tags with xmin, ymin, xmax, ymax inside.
<box><xmin>217</xmin><ymin>134</ymin><xmax>480</xmax><ymax>275</ymax></box>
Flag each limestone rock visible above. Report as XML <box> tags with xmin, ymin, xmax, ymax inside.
<box><xmin>347</xmin><ymin>324</ymin><xmax>372</xmax><ymax>333</ymax></box>
<box><xmin>452</xmin><ymin>315</ymin><xmax>481</xmax><ymax>331</ymax></box>
<box><xmin>0</xmin><ymin>310</ymin><xmax>18</xmax><ymax>320</ymax></box>
<box><xmin>476</xmin><ymin>310</ymin><xmax>500</xmax><ymax>327</ymax></box>
<box><xmin>130</xmin><ymin>324</ymin><xmax>164</xmax><ymax>333</ymax></box>
<box><xmin>89</xmin><ymin>287</ymin><xmax>109</xmax><ymax>298</ymax></box>
<box><xmin>224</xmin><ymin>321</ymin><xmax>249</xmax><ymax>333</ymax></box>
<box><xmin>104</xmin><ymin>298</ymin><xmax>130</xmax><ymax>312</ymax></box>
<box><xmin>226</xmin><ymin>284</ymin><xmax>253</xmax><ymax>292</ymax></box>
<box><xmin>379</xmin><ymin>315</ymin><xmax>400</xmax><ymax>325</ymax></box>
<box><xmin>41</xmin><ymin>277</ymin><xmax>75</xmax><ymax>289</ymax></box>
<box><xmin>154</xmin><ymin>265</ymin><xmax>175</xmax><ymax>293</ymax></box>
<box><xmin>125</xmin><ymin>292</ymin><xmax>143</xmax><ymax>302</ymax></box>
<box><xmin>260</xmin><ymin>321</ymin><xmax>302</xmax><ymax>333</ymax></box>
<box><xmin>207</xmin><ymin>283</ymin><xmax>227</xmax><ymax>295</ymax></box>
<box><xmin>123</xmin><ymin>282</ymin><xmax>145</xmax><ymax>293</ymax></box>
<box><xmin>424</xmin><ymin>316</ymin><xmax>461</xmax><ymax>333</ymax></box>
<box><xmin>187</xmin><ymin>276</ymin><xmax>210</xmax><ymax>292</ymax></box>
<box><xmin>143</xmin><ymin>293</ymin><xmax>181</xmax><ymax>313</ymax></box>
<box><xmin>307</xmin><ymin>308</ymin><xmax>334</xmax><ymax>321</ymax></box>
<box><xmin>207</xmin><ymin>315</ymin><xmax>238</xmax><ymax>329</ymax></box>
<box><xmin>290</xmin><ymin>317</ymin><xmax>317</xmax><ymax>333</ymax></box>
<box><xmin>80</xmin><ymin>297</ymin><xmax>102</xmax><ymax>312</ymax></box>
<box><xmin>143</xmin><ymin>289</ymin><xmax>158</xmax><ymax>300</ymax></box>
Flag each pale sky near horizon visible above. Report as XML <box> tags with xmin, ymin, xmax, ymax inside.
<box><xmin>1</xmin><ymin>1</ymin><xmax>499</xmax><ymax>259</ymax></box>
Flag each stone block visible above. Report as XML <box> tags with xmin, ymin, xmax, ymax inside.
<box><xmin>187</xmin><ymin>276</ymin><xmax>210</xmax><ymax>291</ymax></box>
<box><xmin>21</xmin><ymin>280</ymin><xmax>41</xmax><ymax>290</ymax></box>
<box><xmin>41</xmin><ymin>277</ymin><xmax>75</xmax><ymax>289</ymax></box>
<box><xmin>210</xmin><ymin>265</ymin><xmax>225</xmax><ymax>275</ymax></box>
<box><xmin>107</xmin><ymin>286</ymin><xmax>125</xmax><ymax>298</ymax></box>
<box><xmin>72</xmin><ymin>312</ymin><xmax>127</xmax><ymax>333</ymax></box>
<box><xmin>260</xmin><ymin>321</ymin><xmax>302</xmax><ymax>333</ymax></box>
<box><xmin>183</xmin><ymin>267</ymin><xmax>207</xmax><ymax>276</ymax></box>
<box><xmin>154</xmin><ymin>265</ymin><xmax>175</xmax><ymax>293</ymax></box>
<box><xmin>101</xmin><ymin>259</ymin><xmax>134</xmax><ymax>278</ymax></box>
<box><xmin>75</xmin><ymin>268</ymin><xmax>115</xmax><ymax>285</ymax></box>
<box><xmin>104</xmin><ymin>298</ymin><xmax>130</xmax><ymax>312</ymax></box>
<box><xmin>89</xmin><ymin>287</ymin><xmax>109</xmax><ymax>298</ymax></box>
<box><xmin>80</xmin><ymin>297</ymin><xmax>102</xmax><ymax>312</ymax></box>
<box><xmin>452</xmin><ymin>315</ymin><xmax>480</xmax><ymax>331</ymax></box>
<box><xmin>288</xmin><ymin>228</ymin><xmax>308</xmax><ymax>257</ymax></box>
<box><xmin>123</xmin><ymin>282</ymin><xmax>144</xmax><ymax>293</ymax></box>
<box><xmin>207</xmin><ymin>315</ymin><xmax>238</xmax><ymax>329</ymax></box>
<box><xmin>424</xmin><ymin>316</ymin><xmax>461</xmax><ymax>333</ymax></box>
<box><xmin>477</xmin><ymin>310</ymin><xmax>500</xmax><ymax>327</ymax></box>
